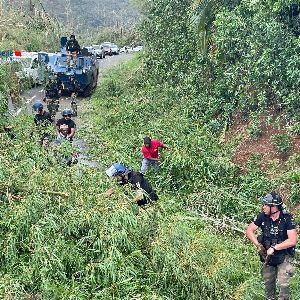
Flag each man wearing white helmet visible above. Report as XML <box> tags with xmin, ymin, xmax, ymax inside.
<box><xmin>106</xmin><ymin>163</ymin><xmax>158</xmax><ymax>206</ymax></box>
<box><xmin>55</xmin><ymin>124</ymin><xmax>70</xmax><ymax>145</ymax></box>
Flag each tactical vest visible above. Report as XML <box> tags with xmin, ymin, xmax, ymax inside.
<box><xmin>260</xmin><ymin>213</ymin><xmax>295</xmax><ymax>265</ymax></box>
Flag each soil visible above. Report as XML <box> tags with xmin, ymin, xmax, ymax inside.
<box><xmin>225</xmin><ymin>109</ymin><xmax>300</xmax><ymax>171</ymax></box>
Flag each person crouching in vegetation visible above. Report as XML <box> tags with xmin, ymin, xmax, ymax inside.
<box><xmin>246</xmin><ymin>192</ymin><xmax>297</xmax><ymax>300</ymax></box>
<box><xmin>56</xmin><ymin>109</ymin><xmax>76</xmax><ymax>141</ymax></box>
<box><xmin>106</xmin><ymin>163</ymin><xmax>158</xmax><ymax>206</ymax></box>
<box><xmin>140</xmin><ymin>136</ymin><xmax>168</xmax><ymax>174</ymax></box>
<box><xmin>54</xmin><ymin>124</ymin><xmax>78</xmax><ymax>166</ymax></box>
<box><xmin>32</xmin><ymin>101</ymin><xmax>53</xmax><ymax>126</ymax></box>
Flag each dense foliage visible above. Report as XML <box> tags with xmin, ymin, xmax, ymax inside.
<box><xmin>141</xmin><ymin>0</ymin><xmax>300</xmax><ymax>126</ymax></box>
<box><xmin>0</xmin><ymin>0</ymin><xmax>300</xmax><ymax>299</ymax></box>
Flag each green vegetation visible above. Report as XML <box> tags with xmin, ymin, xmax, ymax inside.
<box><xmin>272</xmin><ymin>133</ymin><xmax>293</xmax><ymax>155</ymax></box>
<box><xmin>0</xmin><ymin>0</ymin><xmax>300</xmax><ymax>299</ymax></box>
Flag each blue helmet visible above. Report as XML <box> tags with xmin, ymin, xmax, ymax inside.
<box><xmin>106</xmin><ymin>163</ymin><xmax>131</xmax><ymax>177</ymax></box>
<box><xmin>62</xmin><ymin>109</ymin><xmax>73</xmax><ymax>116</ymax></box>
<box><xmin>32</xmin><ymin>101</ymin><xmax>43</xmax><ymax>111</ymax></box>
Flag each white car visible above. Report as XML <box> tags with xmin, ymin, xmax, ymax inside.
<box><xmin>15</xmin><ymin>53</ymin><xmax>48</xmax><ymax>85</ymax></box>
<box><xmin>120</xmin><ymin>46</ymin><xmax>133</xmax><ymax>53</ymax></box>
<box><xmin>110</xmin><ymin>44</ymin><xmax>120</xmax><ymax>55</ymax></box>
<box><xmin>84</xmin><ymin>46</ymin><xmax>95</xmax><ymax>55</ymax></box>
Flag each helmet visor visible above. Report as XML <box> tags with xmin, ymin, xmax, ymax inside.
<box><xmin>106</xmin><ymin>165</ymin><xmax>117</xmax><ymax>177</ymax></box>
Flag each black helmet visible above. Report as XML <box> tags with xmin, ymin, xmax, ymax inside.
<box><xmin>262</xmin><ymin>192</ymin><xmax>283</xmax><ymax>207</ymax></box>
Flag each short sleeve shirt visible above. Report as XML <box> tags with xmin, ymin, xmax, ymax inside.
<box><xmin>141</xmin><ymin>139</ymin><xmax>165</xmax><ymax>159</ymax></box>
<box><xmin>253</xmin><ymin>212</ymin><xmax>296</xmax><ymax>231</ymax></box>
<box><xmin>56</xmin><ymin>118</ymin><xmax>76</xmax><ymax>135</ymax></box>
<box><xmin>253</xmin><ymin>211</ymin><xmax>297</xmax><ymax>259</ymax></box>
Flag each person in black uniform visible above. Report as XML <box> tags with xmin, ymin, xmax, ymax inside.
<box><xmin>66</xmin><ymin>34</ymin><xmax>81</xmax><ymax>54</ymax></box>
<box><xmin>105</xmin><ymin>163</ymin><xmax>158</xmax><ymax>206</ymax></box>
<box><xmin>32</xmin><ymin>101</ymin><xmax>53</xmax><ymax>126</ymax></box>
<box><xmin>66</xmin><ymin>34</ymin><xmax>81</xmax><ymax>66</ymax></box>
<box><xmin>246</xmin><ymin>192</ymin><xmax>297</xmax><ymax>300</ymax></box>
<box><xmin>45</xmin><ymin>73</ymin><xmax>64</xmax><ymax>99</ymax></box>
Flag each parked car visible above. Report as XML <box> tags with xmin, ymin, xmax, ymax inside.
<box><xmin>120</xmin><ymin>46</ymin><xmax>133</xmax><ymax>53</ymax></box>
<box><xmin>101</xmin><ymin>43</ymin><xmax>112</xmax><ymax>56</ymax></box>
<box><xmin>92</xmin><ymin>44</ymin><xmax>105</xmax><ymax>59</ymax></box>
<box><xmin>15</xmin><ymin>52</ymin><xmax>49</xmax><ymax>86</ymax></box>
<box><xmin>110</xmin><ymin>44</ymin><xmax>120</xmax><ymax>55</ymax></box>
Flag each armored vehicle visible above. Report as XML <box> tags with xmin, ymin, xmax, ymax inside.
<box><xmin>47</xmin><ymin>37</ymin><xmax>99</xmax><ymax>97</ymax></box>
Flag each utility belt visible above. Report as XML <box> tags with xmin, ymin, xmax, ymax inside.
<box><xmin>258</xmin><ymin>235</ymin><xmax>295</xmax><ymax>266</ymax></box>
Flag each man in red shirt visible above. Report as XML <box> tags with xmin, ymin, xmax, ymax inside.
<box><xmin>140</xmin><ymin>136</ymin><xmax>167</xmax><ymax>174</ymax></box>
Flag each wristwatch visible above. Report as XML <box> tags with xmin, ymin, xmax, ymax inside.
<box><xmin>271</xmin><ymin>245</ymin><xmax>277</xmax><ymax>251</ymax></box>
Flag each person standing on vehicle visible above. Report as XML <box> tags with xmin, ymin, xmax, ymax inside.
<box><xmin>106</xmin><ymin>163</ymin><xmax>158</xmax><ymax>206</ymax></box>
<box><xmin>66</xmin><ymin>34</ymin><xmax>81</xmax><ymax>65</ymax></box>
<box><xmin>32</xmin><ymin>101</ymin><xmax>53</xmax><ymax>126</ymax></box>
<box><xmin>246</xmin><ymin>192</ymin><xmax>297</xmax><ymax>300</ymax></box>
<box><xmin>56</xmin><ymin>109</ymin><xmax>76</xmax><ymax>141</ymax></box>
<box><xmin>140</xmin><ymin>136</ymin><xmax>168</xmax><ymax>174</ymax></box>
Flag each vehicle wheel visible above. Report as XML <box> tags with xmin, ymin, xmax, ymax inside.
<box><xmin>82</xmin><ymin>84</ymin><xmax>92</xmax><ymax>97</ymax></box>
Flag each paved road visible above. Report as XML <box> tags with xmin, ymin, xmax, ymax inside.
<box><xmin>8</xmin><ymin>53</ymin><xmax>134</xmax><ymax>117</ymax></box>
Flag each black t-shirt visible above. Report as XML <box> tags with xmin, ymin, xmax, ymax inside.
<box><xmin>34</xmin><ymin>111</ymin><xmax>53</xmax><ymax>126</ymax></box>
<box><xmin>127</xmin><ymin>171</ymin><xmax>158</xmax><ymax>206</ymax></box>
<box><xmin>66</xmin><ymin>40</ymin><xmax>81</xmax><ymax>53</ymax></box>
<box><xmin>254</xmin><ymin>211</ymin><xmax>297</xmax><ymax>260</ymax></box>
<box><xmin>56</xmin><ymin>118</ymin><xmax>76</xmax><ymax>135</ymax></box>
